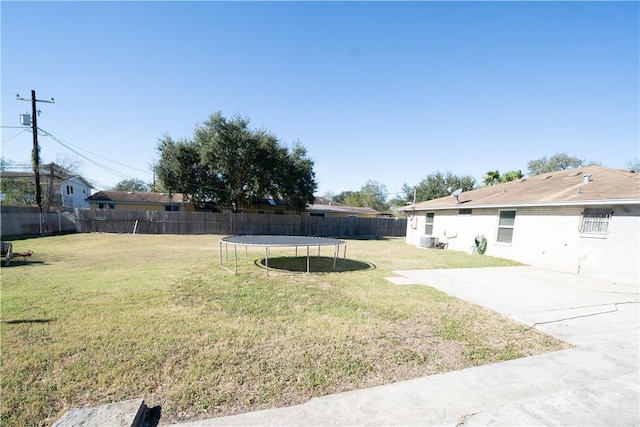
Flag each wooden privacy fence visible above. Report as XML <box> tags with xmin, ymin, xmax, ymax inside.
<box><xmin>1</xmin><ymin>206</ymin><xmax>76</xmax><ymax>237</ymax></box>
<box><xmin>75</xmin><ymin>209</ymin><xmax>407</xmax><ymax>238</ymax></box>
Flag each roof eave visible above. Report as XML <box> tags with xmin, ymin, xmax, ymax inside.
<box><xmin>403</xmin><ymin>198</ymin><xmax>640</xmax><ymax>211</ymax></box>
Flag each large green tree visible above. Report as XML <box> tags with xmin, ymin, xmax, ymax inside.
<box><xmin>1</xmin><ymin>158</ymin><xmax>35</xmax><ymax>204</ymax></box>
<box><xmin>336</xmin><ymin>180</ymin><xmax>389</xmax><ymax>212</ymax></box>
<box><xmin>527</xmin><ymin>153</ymin><xmax>599</xmax><ymax>176</ymax></box>
<box><xmin>0</xmin><ymin>177</ymin><xmax>36</xmax><ymax>204</ymax></box>
<box><xmin>156</xmin><ymin>112</ymin><xmax>317</xmax><ymax>212</ymax></box>
<box><xmin>111</xmin><ymin>178</ymin><xmax>149</xmax><ymax>192</ymax></box>
<box><xmin>392</xmin><ymin>171</ymin><xmax>477</xmax><ymax>206</ymax></box>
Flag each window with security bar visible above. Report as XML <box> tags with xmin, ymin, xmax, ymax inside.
<box><xmin>579</xmin><ymin>208</ymin><xmax>612</xmax><ymax>235</ymax></box>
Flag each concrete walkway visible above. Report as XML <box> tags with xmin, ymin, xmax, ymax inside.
<box><xmin>168</xmin><ymin>266</ymin><xmax>639</xmax><ymax>426</ymax></box>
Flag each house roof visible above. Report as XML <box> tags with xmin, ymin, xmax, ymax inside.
<box><xmin>0</xmin><ymin>171</ymin><xmax>35</xmax><ymax>179</ymax></box>
<box><xmin>86</xmin><ymin>191</ymin><xmax>186</xmax><ymax>204</ymax></box>
<box><xmin>64</xmin><ymin>175</ymin><xmax>94</xmax><ymax>188</ymax></box>
<box><xmin>402</xmin><ymin>166</ymin><xmax>640</xmax><ymax>211</ymax></box>
<box><xmin>307</xmin><ymin>197</ymin><xmax>383</xmax><ymax>215</ymax></box>
<box><xmin>1</xmin><ymin>167</ymin><xmax>94</xmax><ymax>188</ymax></box>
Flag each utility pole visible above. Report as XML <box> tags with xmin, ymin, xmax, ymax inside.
<box><xmin>17</xmin><ymin>90</ymin><xmax>55</xmax><ymax>235</ymax></box>
<box><xmin>17</xmin><ymin>90</ymin><xmax>55</xmax><ymax>210</ymax></box>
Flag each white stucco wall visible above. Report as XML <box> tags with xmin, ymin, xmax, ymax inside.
<box><xmin>406</xmin><ymin>205</ymin><xmax>640</xmax><ymax>284</ymax></box>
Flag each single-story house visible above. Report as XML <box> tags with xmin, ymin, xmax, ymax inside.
<box><xmin>242</xmin><ymin>198</ymin><xmax>289</xmax><ymax>214</ymax></box>
<box><xmin>239</xmin><ymin>197</ymin><xmax>386</xmax><ymax>217</ymax></box>
<box><xmin>401</xmin><ymin>166</ymin><xmax>639</xmax><ymax>283</ymax></box>
<box><xmin>306</xmin><ymin>197</ymin><xmax>385</xmax><ymax>218</ymax></box>
<box><xmin>85</xmin><ymin>191</ymin><xmax>195</xmax><ymax>212</ymax></box>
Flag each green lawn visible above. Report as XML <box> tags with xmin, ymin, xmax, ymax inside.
<box><xmin>0</xmin><ymin>234</ymin><xmax>568</xmax><ymax>426</ymax></box>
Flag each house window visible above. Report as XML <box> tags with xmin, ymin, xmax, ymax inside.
<box><xmin>458</xmin><ymin>209</ymin><xmax>472</xmax><ymax>215</ymax></box>
<box><xmin>497</xmin><ymin>210</ymin><xmax>516</xmax><ymax>243</ymax></box>
<box><xmin>98</xmin><ymin>203</ymin><xmax>115</xmax><ymax>209</ymax></box>
<box><xmin>309</xmin><ymin>212</ymin><xmax>325</xmax><ymax>217</ymax></box>
<box><xmin>424</xmin><ymin>212</ymin><xmax>435</xmax><ymax>235</ymax></box>
<box><xmin>580</xmin><ymin>208</ymin><xmax>612</xmax><ymax>236</ymax></box>
<box><xmin>66</xmin><ymin>185</ymin><xmax>74</xmax><ymax>195</ymax></box>
<box><xmin>164</xmin><ymin>205</ymin><xmax>180</xmax><ymax>212</ymax></box>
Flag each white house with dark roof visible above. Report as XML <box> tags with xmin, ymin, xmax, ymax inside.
<box><xmin>401</xmin><ymin>166</ymin><xmax>640</xmax><ymax>283</ymax></box>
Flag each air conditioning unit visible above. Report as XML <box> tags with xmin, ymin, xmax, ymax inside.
<box><xmin>419</xmin><ymin>235</ymin><xmax>439</xmax><ymax>248</ymax></box>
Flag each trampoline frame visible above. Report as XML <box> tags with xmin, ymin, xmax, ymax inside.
<box><xmin>219</xmin><ymin>235</ymin><xmax>347</xmax><ymax>276</ymax></box>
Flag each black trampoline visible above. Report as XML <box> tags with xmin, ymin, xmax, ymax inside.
<box><xmin>219</xmin><ymin>235</ymin><xmax>347</xmax><ymax>276</ymax></box>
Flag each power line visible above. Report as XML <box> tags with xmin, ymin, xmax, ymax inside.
<box><xmin>3</xmin><ymin>125</ymin><xmax>154</xmax><ymax>189</ymax></box>
<box><xmin>2</xmin><ymin>129</ymin><xmax>30</xmax><ymax>144</ymax></box>
<box><xmin>37</xmin><ymin>128</ymin><xmax>134</xmax><ymax>181</ymax></box>
<box><xmin>38</xmin><ymin>127</ymin><xmax>151</xmax><ymax>175</ymax></box>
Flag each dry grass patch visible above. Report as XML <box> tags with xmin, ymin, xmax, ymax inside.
<box><xmin>0</xmin><ymin>234</ymin><xmax>568</xmax><ymax>426</ymax></box>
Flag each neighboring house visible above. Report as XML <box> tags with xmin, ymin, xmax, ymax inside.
<box><xmin>306</xmin><ymin>197</ymin><xmax>384</xmax><ymax>218</ymax></box>
<box><xmin>243</xmin><ymin>198</ymin><xmax>289</xmax><ymax>214</ymax></box>
<box><xmin>85</xmin><ymin>191</ymin><xmax>195</xmax><ymax>212</ymax></box>
<box><xmin>238</xmin><ymin>197</ymin><xmax>386</xmax><ymax>217</ymax></box>
<box><xmin>0</xmin><ymin>163</ymin><xmax>93</xmax><ymax>208</ymax></box>
<box><xmin>60</xmin><ymin>176</ymin><xmax>93</xmax><ymax>208</ymax></box>
<box><xmin>401</xmin><ymin>166</ymin><xmax>640</xmax><ymax>283</ymax></box>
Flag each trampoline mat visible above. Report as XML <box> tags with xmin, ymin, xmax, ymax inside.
<box><xmin>221</xmin><ymin>235</ymin><xmax>344</xmax><ymax>247</ymax></box>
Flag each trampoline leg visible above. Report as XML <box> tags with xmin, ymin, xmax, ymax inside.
<box><xmin>234</xmin><ymin>244</ymin><xmax>238</xmax><ymax>274</ymax></box>
<box><xmin>219</xmin><ymin>240</ymin><xmax>237</xmax><ymax>275</ymax></box>
<box><xmin>342</xmin><ymin>244</ymin><xmax>347</xmax><ymax>267</ymax></box>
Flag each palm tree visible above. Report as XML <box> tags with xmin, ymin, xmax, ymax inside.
<box><xmin>482</xmin><ymin>170</ymin><xmax>501</xmax><ymax>186</ymax></box>
<box><xmin>501</xmin><ymin>170</ymin><xmax>523</xmax><ymax>182</ymax></box>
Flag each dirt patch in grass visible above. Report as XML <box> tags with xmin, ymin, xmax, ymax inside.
<box><xmin>0</xmin><ymin>234</ymin><xmax>569</xmax><ymax>426</ymax></box>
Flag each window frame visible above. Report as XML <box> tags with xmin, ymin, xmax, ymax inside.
<box><xmin>424</xmin><ymin>212</ymin><xmax>435</xmax><ymax>235</ymax></box>
<box><xmin>496</xmin><ymin>210</ymin><xmax>516</xmax><ymax>244</ymax></box>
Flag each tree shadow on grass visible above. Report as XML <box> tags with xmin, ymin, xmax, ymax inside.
<box><xmin>257</xmin><ymin>256</ymin><xmax>375</xmax><ymax>273</ymax></box>
<box><xmin>2</xmin><ymin>318</ymin><xmax>55</xmax><ymax>324</ymax></box>
<box><xmin>0</xmin><ymin>260</ymin><xmax>46</xmax><ymax>268</ymax></box>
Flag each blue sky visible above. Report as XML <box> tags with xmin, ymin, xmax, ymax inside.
<box><xmin>2</xmin><ymin>1</ymin><xmax>638</xmax><ymax>197</ymax></box>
